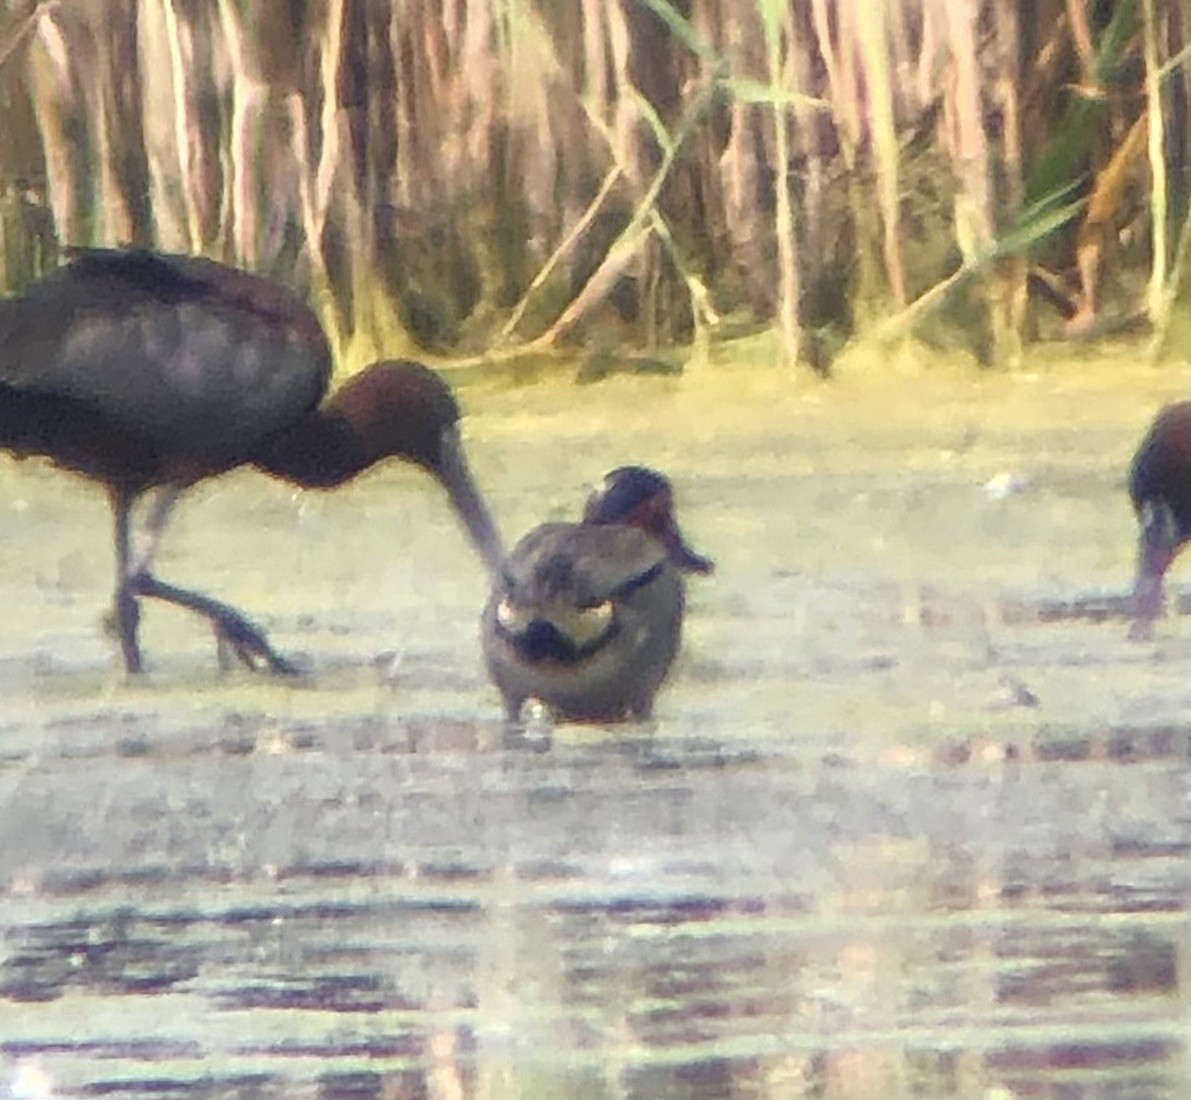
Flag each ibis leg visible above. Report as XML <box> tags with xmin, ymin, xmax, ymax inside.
<box><xmin>111</xmin><ymin>485</ymin><xmax>299</xmax><ymax>674</ymax></box>
<box><xmin>111</xmin><ymin>491</ymin><xmax>144</xmax><ymax>673</ymax></box>
<box><xmin>129</xmin><ymin>484</ymin><xmax>182</xmax><ymax>577</ymax></box>
<box><xmin>126</xmin><ymin>572</ymin><xmax>302</xmax><ymax>674</ymax></box>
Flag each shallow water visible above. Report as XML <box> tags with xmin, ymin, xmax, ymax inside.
<box><xmin>0</xmin><ymin>347</ymin><xmax>1188</xmax><ymax>1098</ymax></box>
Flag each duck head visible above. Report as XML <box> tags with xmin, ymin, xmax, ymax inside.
<box><xmin>583</xmin><ymin>465</ymin><xmax>714</xmax><ymax>575</ymax></box>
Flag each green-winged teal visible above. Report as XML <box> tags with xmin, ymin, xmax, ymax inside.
<box><xmin>482</xmin><ymin>466</ymin><xmax>713</xmax><ymax>722</ymax></box>
<box><xmin>1128</xmin><ymin>400</ymin><xmax>1190</xmax><ymax>639</ymax></box>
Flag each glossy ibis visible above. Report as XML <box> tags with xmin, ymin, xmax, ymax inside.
<box><xmin>0</xmin><ymin>247</ymin><xmax>504</xmax><ymax>673</ymax></box>
<box><xmin>482</xmin><ymin>466</ymin><xmax>713</xmax><ymax>722</ymax></box>
<box><xmin>1127</xmin><ymin>400</ymin><xmax>1190</xmax><ymax>639</ymax></box>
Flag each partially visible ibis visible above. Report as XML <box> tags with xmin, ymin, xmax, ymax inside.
<box><xmin>0</xmin><ymin>248</ymin><xmax>504</xmax><ymax>673</ymax></box>
<box><xmin>1127</xmin><ymin>400</ymin><xmax>1190</xmax><ymax>639</ymax></box>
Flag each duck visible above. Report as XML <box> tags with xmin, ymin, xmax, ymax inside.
<box><xmin>1128</xmin><ymin>400</ymin><xmax>1190</xmax><ymax>639</ymax></box>
<box><xmin>481</xmin><ymin>466</ymin><xmax>713</xmax><ymax>722</ymax></box>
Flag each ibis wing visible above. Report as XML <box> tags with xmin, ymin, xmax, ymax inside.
<box><xmin>0</xmin><ymin>250</ymin><xmax>332</xmax><ymax>466</ymax></box>
<box><xmin>1128</xmin><ymin>402</ymin><xmax>1191</xmax><ymax>537</ymax></box>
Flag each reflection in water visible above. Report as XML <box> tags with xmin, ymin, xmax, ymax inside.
<box><xmin>0</xmin><ymin>715</ymin><xmax>1187</xmax><ymax>1098</ymax></box>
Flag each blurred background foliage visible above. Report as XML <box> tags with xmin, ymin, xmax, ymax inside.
<box><xmin>0</xmin><ymin>0</ymin><xmax>1187</xmax><ymax>374</ymax></box>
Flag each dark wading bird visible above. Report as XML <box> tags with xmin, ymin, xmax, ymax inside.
<box><xmin>482</xmin><ymin>466</ymin><xmax>713</xmax><ymax>723</ymax></box>
<box><xmin>1128</xmin><ymin>400</ymin><xmax>1190</xmax><ymax>640</ymax></box>
<box><xmin>0</xmin><ymin>248</ymin><xmax>504</xmax><ymax>673</ymax></box>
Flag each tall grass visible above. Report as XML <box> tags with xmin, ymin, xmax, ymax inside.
<box><xmin>0</xmin><ymin>0</ymin><xmax>1185</xmax><ymax>372</ymax></box>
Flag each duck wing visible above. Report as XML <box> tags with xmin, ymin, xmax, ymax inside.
<box><xmin>499</xmin><ymin>523</ymin><xmax>667</xmax><ymax>609</ymax></box>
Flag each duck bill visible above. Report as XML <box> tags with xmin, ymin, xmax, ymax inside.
<box><xmin>663</xmin><ymin>525</ymin><xmax>715</xmax><ymax>575</ymax></box>
<box><xmin>437</xmin><ymin>427</ymin><xmax>506</xmax><ymax>578</ymax></box>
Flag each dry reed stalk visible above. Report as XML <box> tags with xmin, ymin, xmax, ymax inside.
<box><xmin>915</xmin><ymin>0</ymin><xmax>940</xmax><ymax>106</ymax></box>
<box><xmin>991</xmin><ymin>1</ymin><xmax>1026</xmax><ymax>360</ymax></box>
<box><xmin>212</xmin><ymin>4</ymin><xmax>311</xmax><ymax>271</ymax></box>
<box><xmin>500</xmin><ymin>165</ymin><xmax>623</xmax><ymax>341</ymax></box>
<box><xmin>159</xmin><ymin>0</ymin><xmax>203</xmax><ymax>252</ymax></box>
<box><xmin>812</xmin><ymin>0</ymin><xmax>857</xmax><ymax>161</ymax></box>
<box><xmin>941</xmin><ymin>0</ymin><xmax>993</xmax><ymax>261</ymax></box>
<box><xmin>117</xmin><ymin>12</ymin><xmax>151</xmax><ymax>237</ymax></box>
<box><xmin>491</xmin><ymin>0</ymin><xmax>565</xmax><ymax>291</ymax></box>
<box><xmin>505</xmin><ymin>0</ymin><xmax>717</xmax><ymax>347</ymax></box>
<box><xmin>855</xmin><ymin>0</ymin><xmax>907</xmax><ymax>309</ymax></box>
<box><xmin>454</xmin><ymin>0</ymin><xmax>498</xmax><ymax>185</ymax></box>
<box><xmin>288</xmin><ymin>0</ymin><xmax>347</xmax><ymax>358</ymax></box>
<box><xmin>718</xmin><ymin>6</ymin><xmax>767</xmax><ymax>310</ymax></box>
<box><xmin>1145</xmin><ymin>209</ymin><xmax>1189</xmax><ymax>359</ymax></box>
<box><xmin>991</xmin><ymin>0</ymin><xmax>1024</xmax><ymax>221</ymax></box>
<box><xmin>871</xmin><ymin>258</ymin><xmax>972</xmax><ymax>344</ymax></box>
<box><xmin>1064</xmin><ymin>0</ymin><xmax>1097</xmax><ymax>83</ymax></box>
<box><xmin>529</xmin><ymin>80</ymin><xmax>716</xmax><ymax>349</ymax></box>
<box><xmin>613</xmin><ymin>3</ymin><xmax>720</xmax><ymax>337</ymax></box>
<box><xmin>1141</xmin><ymin>0</ymin><xmax>1168</xmax><ymax>322</ymax></box>
<box><xmin>93</xmin><ymin>26</ymin><xmax>121</xmax><ymax>244</ymax></box>
<box><xmin>1069</xmin><ymin>111</ymin><xmax>1149</xmax><ymax>332</ymax></box>
<box><xmin>27</xmin><ymin>9</ymin><xmax>83</xmax><ymax>244</ymax></box>
<box><xmin>0</xmin><ymin>0</ymin><xmax>57</xmax><ymax>76</ymax></box>
<box><xmin>638</xmin><ymin>193</ymin><xmax>721</xmax><ymax>335</ymax></box>
<box><xmin>0</xmin><ymin>0</ymin><xmax>1182</xmax><ymax>361</ymax></box>
<box><xmin>315</xmin><ymin>0</ymin><xmax>347</xmax><ymax>234</ymax></box>
<box><xmin>388</xmin><ymin>4</ymin><xmax>416</xmax><ymax>212</ymax></box>
<box><xmin>760</xmin><ymin>0</ymin><xmax>800</xmax><ymax>366</ymax></box>
<box><xmin>215</xmin><ymin>0</ymin><xmax>259</xmax><ymax>265</ymax></box>
<box><xmin>604</xmin><ymin>0</ymin><xmax>645</xmax><ymax>188</ymax></box>
<box><xmin>136</xmin><ymin>0</ymin><xmax>186</xmax><ymax>249</ymax></box>
<box><xmin>582</xmin><ymin>0</ymin><xmax>610</xmax><ymax>110</ymax></box>
<box><xmin>812</xmin><ymin>0</ymin><xmax>882</xmax><ymax>318</ymax></box>
<box><xmin>387</xmin><ymin>2</ymin><xmax>471</xmax><ymax>215</ymax></box>
<box><xmin>579</xmin><ymin>95</ymin><xmax>720</xmax><ymax>333</ymax></box>
<box><xmin>1178</xmin><ymin>2</ymin><xmax>1191</xmax><ymax>123</ymax></box>
<box><xmin>604</xmin><ymin>0</ymin><xmax>660</xmax><ymax>341</ymax></box>
<box><xmin>530</xmin><ymin>223</ymin><xmax>646</xmax><ymax>349</ymax></box>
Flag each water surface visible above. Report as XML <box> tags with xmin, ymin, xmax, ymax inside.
<box><xmin>0</xmin><ymin>349</ymin><xmax>1188</xmax><ymax>1098</ymax></box>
